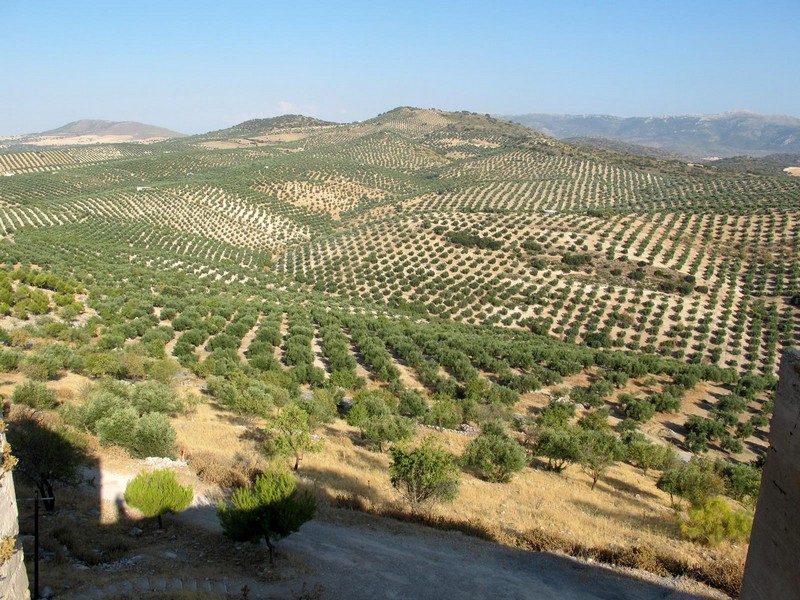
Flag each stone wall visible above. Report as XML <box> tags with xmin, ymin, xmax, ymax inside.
<box><xmin>741</xmin><ymin>349</ymin><xmax>800</xmax><ymax>599</ymax></box>
<box><xmin>0</xmin><ymin>428</ymin><xmax>30</xmax><ymax>600</ymax></box>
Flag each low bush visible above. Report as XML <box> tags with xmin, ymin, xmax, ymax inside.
<box><xmin>12</xmin><ymin>380</ymin><xmax>57</xmax><ymax>409</ymax></box>
<box><xmin>462</xmin><ymin>422</ymin><xmax>526</xmax><ymax>483</ymax></box>
<box><xmin>680</xmin><ymin>497</ymin><xmax>752</xmax><ymax>545</ymax></box>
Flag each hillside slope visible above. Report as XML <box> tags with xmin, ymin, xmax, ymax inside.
<box><xmin>0</xmin><ymin>106</ymin><xmax>788</xmax><ymax>596</ymax></box>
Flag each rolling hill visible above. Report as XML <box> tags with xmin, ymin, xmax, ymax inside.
<box><xmin>502</xmin><ymin>110</ymin><xmax>800</xmax><ymax>158</ymax></box>
<box><xmin>0</xmin><ymin>119</ymin><xmax>185</xmax><ymax>148</ymax></box>
<box><xmin>0</xmin><ymin>106</ymin><xmax>793</xmax><ymax>596</ymax></box>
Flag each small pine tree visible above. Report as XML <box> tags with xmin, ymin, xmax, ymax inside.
<box><xmin>681</xmin><ymin>497</ymin><xmax>753</xmax><ymax>545</ymax></box>
<box><xmin>217</xmin><ymin>470</ymin><xmax>316</xmax><ymax>564</ymax></box>
<box><xmin>124</xmin><ymin>469</ymin><xmax>193</xmax><ymax>529</ymax></box>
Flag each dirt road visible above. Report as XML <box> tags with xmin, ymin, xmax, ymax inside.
<box><xmin>92</xmin><ymin>468</ymin><xmax>708</xmax><ymax>599</ymax></box>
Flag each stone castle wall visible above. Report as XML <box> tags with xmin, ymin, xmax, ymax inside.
<box><xmin>0</xmin><ymin>427</ymin><xmax>30</xmax><ymax>600</ymax></box>
<box><xmin>741</xmin><ymin>349</ymin><xmax>800</xmax><ymax>599</ymax></box>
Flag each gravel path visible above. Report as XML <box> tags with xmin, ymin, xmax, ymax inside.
<box><xmin>80</xmin><ymin>468</ymin><xmax>707</xmax><ymax>600</ymax></box>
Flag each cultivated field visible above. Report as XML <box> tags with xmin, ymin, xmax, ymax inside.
<box><xmin>1</xmin><ymin>107</ymin><xmax>796</xmax><ymax>597</ymax></box>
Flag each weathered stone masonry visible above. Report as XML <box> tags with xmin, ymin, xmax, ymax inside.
<box><xmin>741</xmin><ymin>349</ymin><xmax>800</xmax><ymax>600</ymax></box>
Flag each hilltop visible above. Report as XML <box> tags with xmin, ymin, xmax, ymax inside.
<box><xmin>0</xmin><ymin>119</ymin><xmax>185</xmax><ymax>148</ymax></box>
<box><xmin>502</xmin><ymin>110</ymin><xmax>800</xmax><ymax>158</ymax></box>
<box><xmin>198</xmin><ymin>114</ymin><xmax>336</xmax><ymax>142</ymax></box>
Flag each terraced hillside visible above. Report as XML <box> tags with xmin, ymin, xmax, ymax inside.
<box><xmin>2</xmin><ymin>107</ymin><xmax>798</xmax><ymax>381</ymax></box>
<box><xmin>1</xmin><ymin>107</ymin><xmax>798</xmax><ymax>596</ymax></box>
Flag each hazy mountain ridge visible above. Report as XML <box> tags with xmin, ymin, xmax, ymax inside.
<box><xmin>706</xmin><ymin>153</ymin><xmax>800</xmax><ymax>177</ymax></box>
<box><xmin>563</xmin><ymin>136</ymin><xmax>689</xmax><ymax>161</ymax></box>
<box><xmin>0</xmin><ymin>119</ymin><xmax>185</xmax><ymax>149</ymax></box>
<box><xmin>502</xmin><ymin>111</ymin><xmax>800</xmax><ymax>158</ymax></box>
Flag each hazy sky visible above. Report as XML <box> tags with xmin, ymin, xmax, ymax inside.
<box><xmin>2</xmin><ymin>0</ymin><xmax>797</xmax><ymax>135</ymax></box>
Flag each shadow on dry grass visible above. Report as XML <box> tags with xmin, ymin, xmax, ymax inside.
<box><xmin>330</xmin><ymin>491</ymin><xmax>743</xmax><ymax>597</ymax></box>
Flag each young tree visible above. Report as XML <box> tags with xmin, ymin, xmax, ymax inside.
<box><xmin>362</xmin><ymin>414</ymin><xmax>415</xmax><ymax>452</ymax></box>
<box><xmin>657</xmin><ymin>458</ymin><xmax>725</xmax><ymax>508</ymax></box>
<box><xmin>12</xmin><ymin>380</ymin><xmax>57</xmax><ymax>410</ymax></box>
<box><xmin>217</xmin><ymin>470</ymin><xmax>316</xmax><ymax>564</ymax></box>
<box><xmin>389</xmin><ymin>437</ymin><xmax>460</xmax><ymax>513</ymax></box>
<box><xmin>7</xmin><ymin>413</ymin><xmax>86</xmax><ymax>510</ymax></box>
<box><xmin>461</xmin><ymin>422</ymin><xmax>526</xmax><ymax>483</ymax></box>
<box><xmin>124</xmin><ymin>469</ymin><xmax>193</xmax><ymax>529</ymax></box>
<box><xmin>294</xmin><ymin>389</ymin><xmax>337</xmax><ymax>428</ymax></box>
<box><xmin>534</xmin><ymin>426</ymin><xmax>582</xmax><ymax>473</ymax></box>
<box><xmin>626</xmin><ymin>440</ymin><xmax>676</xmax><ymax>477</ymax></box>
<box><xmin>578</xmin><ymin>430</ymin><xmax>622</xmax><ymax>490</ymax></box>
<box><xmin>265</xmin><ymin>404</ymin><xmax>322</xmax><ymax>471</ymax></box>
<box><xmin>715</xmin><ymin>461</ymin><xmax>762</xmax><ymax>508</ymax></box>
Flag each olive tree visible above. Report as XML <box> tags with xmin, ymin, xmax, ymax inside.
<box><xmin>389</xmin><ymin>437</ymin><xmax>460</xmax><ymax>513</ymax></box>
<box><xmin>265</xmin><ymin>404</ymin><xmax>322</xmax><ymax>471</ymax></box>
<box><xmin>461</xmin><ymin>422</ymin><xmax>526</xmax><ymax>483</ymax></box>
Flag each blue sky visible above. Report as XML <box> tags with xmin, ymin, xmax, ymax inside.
<box><xmin>1</xmin><ymin>0</ymin><xmax>797</xmax><ymax>134</ymax></box>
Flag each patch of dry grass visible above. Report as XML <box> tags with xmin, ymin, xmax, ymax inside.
<box><xmin>291</xmin><ymin>419</ymin><xmax>746</xmax><ymax>597</ymax></box>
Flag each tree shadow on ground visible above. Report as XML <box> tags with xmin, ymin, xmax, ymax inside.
<box><xmin>570</xmin><ymin>498</ymin><xmax>679</xmax><ymax>538</ymax></box>
<box><xmin>598</xmin><ymin>473</ymin><xmax>661</xmax><ymax>500</ymax></box>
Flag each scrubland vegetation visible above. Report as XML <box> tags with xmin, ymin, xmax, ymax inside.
<box><xmin>1</xmin><ymin>107</ymin><xmax>797</xmax><ymax>596</ymax></box>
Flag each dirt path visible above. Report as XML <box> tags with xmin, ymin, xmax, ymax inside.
<box><xmin>237</xmin><ymin>315</ymin><xmax>262</xmax><ymax>361</ymax></box>
<box><xmin>92</xmin><ymin>468</ymin><xmax>707</xmax><ymax>600</ymax></box>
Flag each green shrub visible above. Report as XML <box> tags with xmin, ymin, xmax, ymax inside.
<box><xmin>536</xmin><ymin>400</ymin><xmax>576</xmax><ymax>428</ymax></box>
<box><xmin>398</xmin><ymin>389</ymin><xmax>427</xmax><ymax>419</ymax></box>
<box><xmin>578</xmin><ymin>429</ymin><xmax>623</xmax><ymax>490</ymax></box>
<box><xmin>577</xmin><ymin>407</ymin><xmax>611</xmax><ymax>431</ymax></box>
<box><xmin>389</xmin><ymin>437</ymin><xmax>460</xmax><ymax>512</ymax></box>
<box><xmin>0</xmin><ymin>350</ymin><xmax>22</xmax><ymax>372</ymax></box>
<box><xmin>346</xmin><ymin>389</ymin><xmax>395</xmax><ymax>432</ymax></box>
<box><xmin>131</xmin><ymin>381</ymin><xmax>182</xmax><ymax>415</ymax></box>
<box><xmin>680</xmin><ymin>497</ymin><xmax>753</xmax><ymax>545</ymax></box>
<box><xmin>716</xmin><ymin>460</ymin><xmax>761</xmax><ymax>506</ymax></box>
<box><xmin>626</xmin><ymin>440</ymin><xmax>676</xmax><ymax>476</ymax></box>
<box><xmin>131</xmin><ymin>412</ymin><xmax>176</xmax><ymax>458</ymax></box>
<box><xmin>363</xmin><ymin>415</ymin><xmax>415</xmax><ymax>452</ymax></box>
<box><xmin>12</xmin><ymin>380</ymin><xmax>57</xmax><ymax>409</ymax></box>
<box><xmin>461</xmin><ymin>422</ymin><xmax>526</xmax><ymax>483</ymax></box>
<box><xmin>63</xmin><ymin>390</ymin><xmax>126</xmax><ymax>432</ymax></box>
<box><xmin>625</xmin><ymin>398</ymin><xmax>656</xmax><ymax>422</ymax></box>
<box><xmin>424</xmin><ymin>395</ymin><xmax>462</xmax><ymax>429</ymax></box>
<box><xmin>295</xmin><ymin>389</ymin><xmax>337</xmax><ymax>427</ymax></box>
<box><xmin>124</xmin><ymin>469</ymin><xmax>193</xmax><ymax>529</ymax></box>
<box><xmin>217</xmin><ymin>469</ymin><xmax>316</xmax><ymax>564</ymax></box>
<box><xmin>96</xmin><ymin>407</ymin><xmax>138</xmax><ymax>449</ymax></box>
<box><xmin>657</xmin><ymin>459</ymin><xmax>725</xmax><ymax>507</ymax></box>
<box><xmin>83</xmin><ymin>351</ymin><xmax>124</xmax><ymax>378</ymax></box>
<box><xmin>535</xmin><ymin>426</ymin><xmax>582</xmax><ymax>472</ymax></box>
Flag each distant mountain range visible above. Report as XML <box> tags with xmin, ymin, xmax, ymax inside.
<box><xmin>500</xmin><ymin>111</ymin><xmax>800</xmax><ymax>158</ymax></box>
<box><xmin>0</xmin><ymin>119</ymin><xmax>185</xmax><ymax>147</ymax></box>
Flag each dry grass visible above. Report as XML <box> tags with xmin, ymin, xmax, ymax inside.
<box><xmin>9</xmin><ymin>366</ymin><xmax>745</xmax><ymax>597</ymax></box>
<box><xmin>292</xmin><ymin>419</ymin><xmax>746</xmax><ymax>597</ymax></box>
